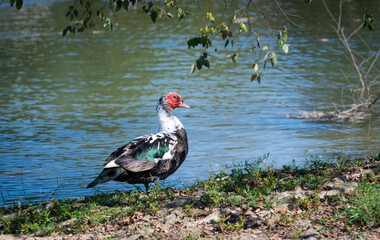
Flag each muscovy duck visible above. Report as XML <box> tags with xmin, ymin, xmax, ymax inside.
<box><xmin>87</xmin><ymin>92</ymin><xmax>190</xmax><ymax>191</ymax></box>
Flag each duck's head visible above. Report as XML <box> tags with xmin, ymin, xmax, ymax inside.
<box><xmin>160</xmin><ymin>92</ymin><xmax>190</xmax><ymax>110</ymax></box>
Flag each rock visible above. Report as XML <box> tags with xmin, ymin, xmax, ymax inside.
<box><xmin>257</xmin><ymin>209</ymin><xmax>273</xmax><ymax>218</ymax></box>
<box><xmin>300</xmin><ymin>228</ymin><xmax>319</xmax><ymax>239</ymax></box>
<box><xmin>58</xmin><ymin>218</ymin><xmax>77</xmax><ymax>227</ymax></box>
<box><xmin>160</xmin><ymin>197</ymin><xmax>193</xmax><ymax>211</ymax></box>
<box><xmin>295</xmin><ymin>219</ymin><xmax>312</xmax><ymax>230</ymax></box>
<box><xmin>318</xmin><ymin>181</ymin><xmax>358</xmax><ymax>199</ymax></box>
<box><xmin>197</xmin><ymin>209</ymin><xmax>222</xmax><ymax>223</ymax></box>
<box><xmin>184</xmin><ymin>209</ymin><xmax>222</xmax><ymax>228</ymax></box>
<box><xmin>0</xmin><ymin>235</ymin><xmax>18</xmax><ymax>240</ymax></box>
<box><xmin>346</xmin><ymin>169</ymin><xmax>375</xmax><ymax>181</ymax></box>
<box><xmin>163</xmin><ymin>208</ymin><xmax>183</xmax><ymax>225</ymax></box>
<box><xmin>234</xmin><ymin>232</ymin><xmax>269</xmax><ymax>240</ymax></box>
<box><xmin>127</xmin><ymin>228</ymin><xmax>155</xmax><ymax>239</ymax></box>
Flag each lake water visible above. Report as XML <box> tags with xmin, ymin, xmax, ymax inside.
<box><xmin>0</xmin><ymin>0</ymin><xmax>379</xmax><ymax>206</ymax></box>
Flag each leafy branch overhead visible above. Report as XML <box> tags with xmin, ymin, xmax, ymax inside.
<box><xmin>62</xmin><ymin>0</ymin><xmax>188</xmax><ymax>36</ymax></box>
<box><xmin>58</xmin><ymin>1</ymin><xmax>295</xmax><ymax>83</ymax></box>
<box><xmin>184</xmin><ymin>7</ymin><xmax>293</xmax><ymax>84</ymax></box>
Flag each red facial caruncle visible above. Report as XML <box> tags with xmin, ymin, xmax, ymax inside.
<box><xmin>164</xmin><ymin>92</ymin><xmax>190</xmax><ymax>109</ymax></box>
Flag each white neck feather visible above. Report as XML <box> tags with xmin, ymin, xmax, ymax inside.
<box><xmin>157</xmin><ymin>105</ymin><xmax>184</xmax><ymax>133</ymax></box>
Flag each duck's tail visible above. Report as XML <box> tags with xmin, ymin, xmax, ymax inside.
<box><xmin>87</xmin><ymin>167</ymin><xmax>124</xmax><ymax>188</ymax></box>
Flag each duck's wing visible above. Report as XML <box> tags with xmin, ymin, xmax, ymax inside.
<box><xmin>103</xmin><ymin>133</ymin><xmax>178</xmax><ymax>172</ymax></box>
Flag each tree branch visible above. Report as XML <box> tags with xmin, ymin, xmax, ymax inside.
<box><xmin>274</xmin><ymin>0</ymin><xmax>302</xmax><ymax>28</ymax></box>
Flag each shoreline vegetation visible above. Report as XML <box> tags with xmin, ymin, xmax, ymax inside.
<box><xmin>1</xmin><ymin>154</ymin><xmax>379</xmax><ymax>239</ymax></box>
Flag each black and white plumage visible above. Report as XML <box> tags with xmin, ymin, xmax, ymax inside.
<box><xmin>87</xmin><ymin>92</ymin><xmax>190</xmax><ymax>191</ymax></box>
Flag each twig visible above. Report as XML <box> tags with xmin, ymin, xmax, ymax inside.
<box><xmin>365</xmin><ymin>50</ymin><xmax>380</xmax><ymax>80</ymax></box>
<box><xmin>278</xmin><ymin>100</ymin><xmax>307</xmax><ymax>114</ymax></box>
<box><xmin>368</xmin><ymin>94</ymin><xmax>380</xmax><ymax>111</ymax></box>
<box><xmin>274</xmin><ymin>0</ymin><xmax>302</xmax><ymax>27</ymax></box>
<box><xmin>341</xmin><ymin>102</ymin><xmax>367</xmax><ymax>114</ymax></box>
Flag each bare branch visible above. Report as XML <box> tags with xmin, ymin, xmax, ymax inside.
<box><xmin>347</xmin><ymin>24</ymin><xmax>363</xmax><ymax>41</ymax></box>
<box><xmin>274</xmin><ymin>0</ymin><xmax>302</xmax><ymax>27</ymax></box>
<box><xmin>368</xmin><ymin>94</ymin><xmax>380</xmax><ymax>111</ymax></box>
<box><xmin>365</xmin><ymin>50</ymin><xmax>380</xmax><ymax>79</ymax></box>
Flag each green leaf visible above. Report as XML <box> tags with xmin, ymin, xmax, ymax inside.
<box><xmin>206</xmin><ymin>12</ymin><xmax>215</xmax><ymax>23</ymax></box>
<box><xmin>363</xmin><ymin>21</ymin><xmax>368</xmax><ymax>29</ymax></box>
<box><xmin>63</xmin><ymin>29</ymin><xmax>68</xmax><ymax>37</ymax></box>
<box><xmin>150</xmin><ymin>10</ymin><xmax>158</xmax><ymax>23</ymax></box>
<box><xmin>263</xmin><ymin>52</ymin><xmax>269</xmax><ymax>61</ymax></box>
<box><xmin>232</xmin><ymin>53</ymin><xmax>238</xmax><ymax>63</ymax></box>
<box><xmin>16</xmin><ymin>0</ymin><xmax>23</xmax><ymax>10</ymax></box>
<box><xmin>270</xmin><ymin>58</ymin><xmax>274</xmax><ymax>67</ymax></box>
<box><xmin>368</xmin><ymin>23</ymin><xmax>374</xmax><ymax>31</ymax></box>
<box><xmin>263</xmin><ymin>45</ymin><xmax>269</xmax><ymax>51</ymax></box>
<box><xmin>251</xmin><ymin>74</ymin><xmax>257</xmax><ymax>82</ymax></box>
<box><xmin>273</xmin><ymin>55</ymin><xmax>277</xmax><ymax>64</ymax></box>
<box><xmin>196</xmin><ymin>57</ymin><xmax>204</xmax><ymax>70</ymax></box>
<box><xmin>257</xmin><ymin>73</ymin><xmax>261</xmax><ymax>84</ymax></box>
<box><xmin>271</xmin><ymin>51</ymin><xmax>277</xmax><ymax>64</ymax></box>
<box><xmin>177</xmin><ymin>8</ymin><xmax>184</xmax><ymax>21</ymax></box>
<box><xmin>277</xmin><ymin>39</ymin><xmax>283</xmax><ymax>48</ymax></box>
<box><xmin>233</xmin><ymin>13</ymin><xmax>238</xmax><ymax>23</ymax></box>
<box><xmin>239</xmin><ymin>23</ymin><xmax>248</xmax><ymax>32</ymax></box>
<box><xmin>190</xmin><ymin>64</ymin><xmax>196</xmax><ymax>75</ymax></box>
<box><xmin>282</xmin><ymin>44</ymin><xmax>289</xmax><ymax>53</ymax></box>
<box><xmin>116</xmin><ymin>0</ymin><xmax>122</xmax><ymax>11</ymax></box>
<box><xmin>203</xmin><ymin>59</ymin><xmax>210</xmax><ymax>68</ymax></box>
<box><xmin>166</xmin><ymin>1</ymin><xmax>175</xmax><ymax>7</ymax></box>
<box><xmin>221</xmin><ymin>29</ymin><xmax>228</xmax><ymax>40</ymax></box>
<box><xmin>123</xmin><ymin>1</ymin><xmax>130</xmax><ymax>11</ymax></box>
<box><xmin>253</xmin><ymin>63</ymin><xmax>259</xmax><ymax>72</ymax></box>
<box><xmin>224</xmin><ymin>39</ymin><xmax>229</xmax><ymax>48</ymax></box>
<box><xmin>284</xmin><ymin>33</ymin><xmax>288</xmax><ymax>42</ymax></box>
<box><xmin>277</xmin><ymin>32</ymin><xmax>281</xmax><ymax>40</ymax></box>
<box><xmin>10</xmin><ymin>0</ymin><xmax>15</xmax><ymax>7</ymax></box>
<box><xmin>104</xmin><ymin>18</ymin><xmax>113</xmax><ymax>30</ymax></box>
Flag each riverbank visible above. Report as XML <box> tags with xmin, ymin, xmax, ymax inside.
<box><xmin>1</xmin><ymin>154</ymin><xmax>379</xmax><ymax>239</ymax></box>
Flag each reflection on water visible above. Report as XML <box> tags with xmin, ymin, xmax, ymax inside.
<box><xmin>0</xmin><ymin>0</ymin><xmax>379</xmax><ymax>206</ymax></box>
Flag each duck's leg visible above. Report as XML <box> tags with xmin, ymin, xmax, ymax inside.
<box><xmin>144</xmin><ymin>183</ymin><xmax>150</xmax><ymax>191</ymax></box>
<box><xmin>153</xmin><ymin>177</ymin><xmax>160</xmax><ymax>189</ymax></box>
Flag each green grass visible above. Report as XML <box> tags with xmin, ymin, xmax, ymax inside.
<box><xmin>0</xmin><ymin>153</ymin><xmax>378</xmax><ymax>235</ymax></box>
<box><xmin>0</xmin><ymin>187</ymin><xmax>173</xmax><ymax>235</ymax></box>
<box><xmin>344</xmin><ymin>181</ymin><xmax>379</xmax><ymax>227</ymax></box>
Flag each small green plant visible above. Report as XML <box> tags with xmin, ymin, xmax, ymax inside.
<box><xmin>183</xmin><ymin>233</ymin><xmax>201</xmax><ymax>240</ymax></box>
<box><xmin>216</xmin><ymin>214</ymin><xmax>246</xmax><ymax>232</ymax></box>
<box><xmin>278</xmin><ymin>212</ymin><xmax>296</xmax><ymax>226</ymax></box>
<box><xmin>291</xmin><ymin>191</ymin><xmax>321</xmax><ymax>210</ymax></box>
<box><xmin>343</xmin><ymin>182</ymin><xmax>379</xmax><ymax>227</ymax></box>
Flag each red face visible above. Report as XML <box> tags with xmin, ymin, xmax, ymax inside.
<box><xmin>165</xmin><ymin>92</ymin><xmax>191</xmax><ymax>110</ymax></box>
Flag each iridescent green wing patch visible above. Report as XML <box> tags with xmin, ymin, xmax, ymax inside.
<box><xmin>133</xmin><ymin>135</ymin><xmax>173</xmax><ymax>161</ymax></box>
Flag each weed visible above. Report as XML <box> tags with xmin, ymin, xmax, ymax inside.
<box><xmin>277</xmin><ymin>211</ymin><xmax>296</xmax><ymax>226</ymax></box>
<box><xmin>183</xmin><ymin>233</ymin><xmax>201</xmax><ymax>240</ymax></box>
<box><xmin>216</xmin><ymin>214</ymin><xmax>246</xmax><ymax>232</ymax></box>
<box><xmin>343</xmin><ymin>181</ymin><xmax>379</xmax><ymax>227</ymax></box>
<box><xmin>290</xmin><ymin>191</ymin><xmax>321</xmax><ymax>210</ymax></box>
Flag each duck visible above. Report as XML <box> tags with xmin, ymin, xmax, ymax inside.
<box><xmin>87</xmin><ymin>92</ymin><xmax>190</xmax><ymax>191</ymax></box>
